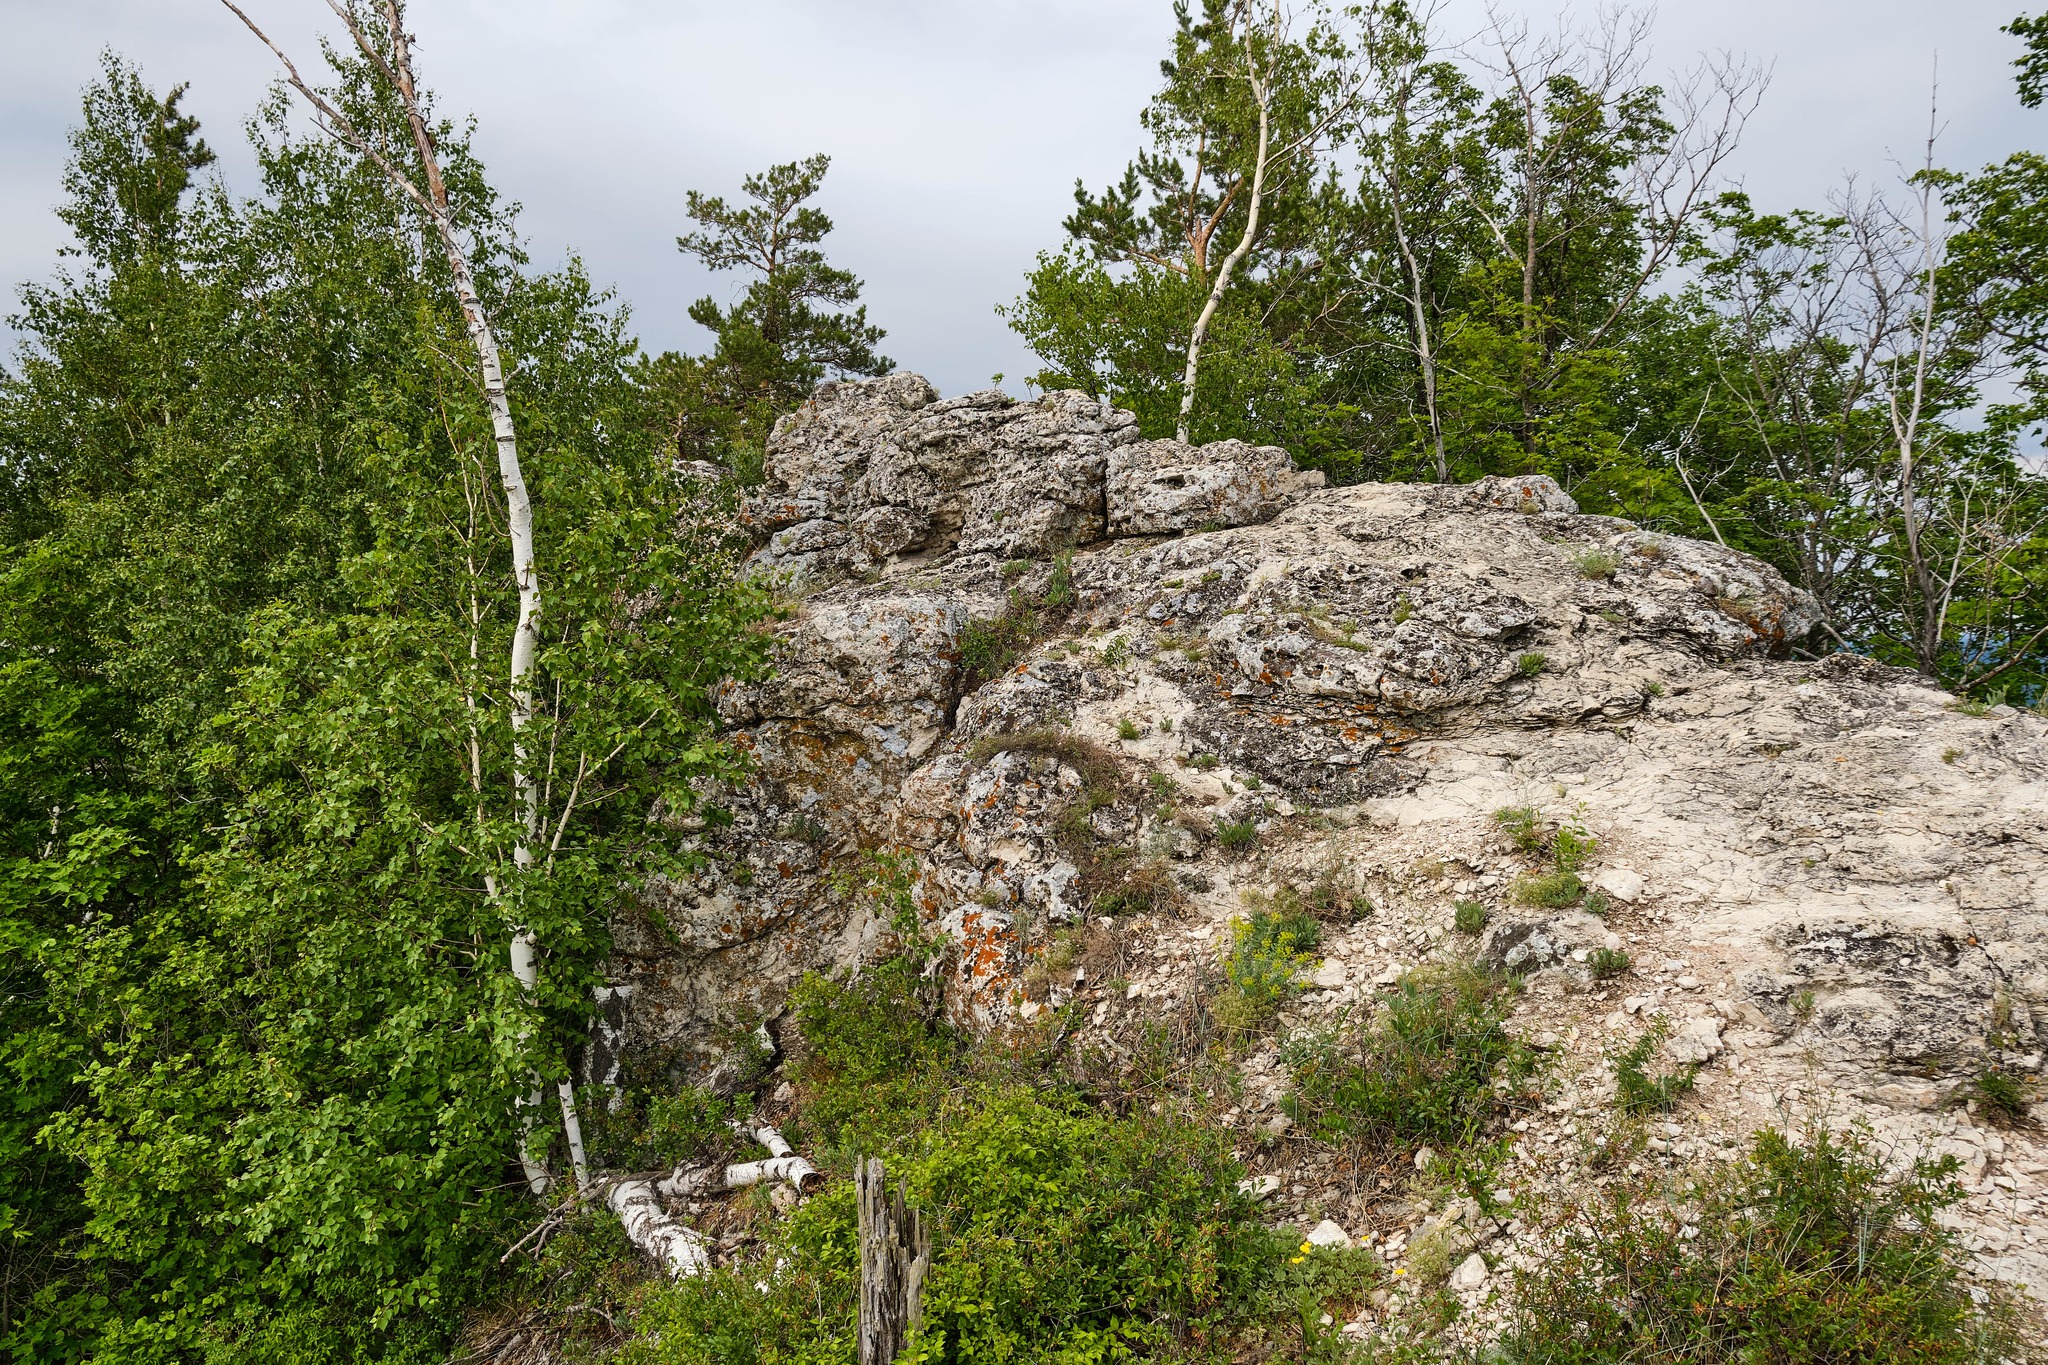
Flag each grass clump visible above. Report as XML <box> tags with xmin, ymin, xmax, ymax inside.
<box><xmin>1454</xmin><ymin>899</ymin><xmax>1488</xmax><ymax>935</ymax></box>
<box><xmin>1493</xmin><ymin>805</ymin><xmax>1548</xmax><ymax>854</ymax></box>
<box><xmin>1569</xmin><ymin>547</ymin><xmax>1619</xmax><ymax>579</ymax></box>
<box><xmin>1285</xmin><ymin>963</ymin><xmax>1535</xmax><ymax>1150</ymax></box>
<box><xmin>1612</xmin><ymin>1017</ymin><xmax>1697</xmax><ymax>1115</ymax></box>
<box><xmin>1092</xmin><ymin>856</ymin><xmax>1180</xmax><ymax>918</ymax></box>
<box><xmin>958</xmin><ymin>591</ymin><xmax>1037</xmax><ymax>689</ymax></box>
<box><xmin>1512</xmin><ymin>869</ymin><xmax>1585</xmax><ymax>908</ymax></box>
<box><xmin>1115</xmin><ymin>716</ymin><xmax>1142</xmax><ymax>741</ymax></box>
<box><xmin>1217</xmin><ymin>817</ymin><xmax>1259</xmax><ymax>851</ymax></box>
<box><xmin>1587</xmin><ymin>947</ymin><xmax>1631</xmax><ymax>980</ymax></box>
<box><xmin>1502</xmin><ymin>1124</ymin><xmax>2021</xmax><ymax>1364</ymax></box>
<box><xmin>1517</xmin><ymin>651</ymin><xmax>1548</xmax><ymax>677</ymax></box>
<box><xmin>1213</xmin><ymin>905</ymin><xmax>1321</xmax><ymax>1033</ymax></box>
<box><xmin>1975</xmin><ymin>1067</ymin><xmax>2033</xmax><ymax>1124</ymax></box>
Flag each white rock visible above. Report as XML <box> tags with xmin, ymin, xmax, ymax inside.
<box><xmin>1236</xmin><ymin>1174</ymin><xmax>1283</xmax><ymax>1200</ymax></box>
<box><xmin>1592</xmin><ymin>868</ymin><xmax>1645</xmax><ymax>903</ymax></box>
<box><xmin>1306</xmin><ymin>1219</ymin><xmax>1353</xmax><ymax>1249</ymax></box>
<box><xmin>1451</xmin><ymin>1252</ymin><xmax>1489</xmax><ymax>1290</ymax></box>
<box><xmin>1313</xmin><ymin>958</ymin><xmax>1348</xmax><ymax>989</ymax></box>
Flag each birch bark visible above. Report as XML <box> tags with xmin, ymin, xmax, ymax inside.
<box><xmin>1175</xmin><ymin>2</ymin><xmax>1277</xmax><ymax>444</ymax></box>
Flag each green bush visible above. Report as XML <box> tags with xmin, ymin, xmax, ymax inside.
<box><xmin>1517</xmin><ymin>651</ymin><xmax>1548</xmax><ymax>677</ymax></box>
<box><xmin>1613</xmin><ymin>1018</ymin><xmax>1697</xmax><ymax>1115</ymax></box>
<box><xmin>1286</xmin><ymin>964</ymin><xmax>1534</xmax><ymax>1150</ymax></box>
<box><xmin>1551</xmin><ymin>822</ymin><xmax>1596</xmax><ymax>873</ymax></box>
<box><xmin>626</xmin><ymin>1092</ymin><xmax>1280</xmax><ymax>1365</ymax></box>
<box><xmin>1569</xmin><ymin>548</ymin><xmax>1619</xmax><ymax>579</ymax></box>
<box><xmin>958</xmin><ymin>592</ymin><xmax>1037</xmax><ymax>689</ymax></box>
<box><xmin>1213</xmin><ymin>906</ymin><xmax>1320</xmax><ymax>1032</ymax></box>
<box><xmin>1502</xmin><ymin>1125</ymin><xmax>2019</xmax><ymax>1364</ymax></box>
<box><xmin>1454</xmin><ymin>899</ymin><xmax>1488</xmax><ymax>935</ymax></box>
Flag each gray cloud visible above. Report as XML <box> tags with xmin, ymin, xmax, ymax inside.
<box><xmin>2</xmin><ymin>0</ymin><xmax>2040</xmax><ymax>397</ymax></box>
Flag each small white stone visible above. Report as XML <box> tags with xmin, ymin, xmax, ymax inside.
<box><xmin>1306</xmin><ymin>1219</ymin><xmax>1353</xmax><ymax>1248</ymax></box>
<box><xmin>1236</xmin><ymin>1174</ymin><xmax>1282</xmax><ymax>1200</ymax></box>
<box><xmin>1414</xmin><ymin>1145</ymin><xmax>1436</xmax><ymax>1170</ymax></box>
<box><xmin>1452</xmin><ymin>1252</ymin><xmax>1488</xmax><ymax>1289</ymax></box>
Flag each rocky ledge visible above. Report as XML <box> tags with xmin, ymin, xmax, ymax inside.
<box><xmin>599</xmin><ymin>374</ymin><xmax>2047</xmax><ymax>1301</ymax></box>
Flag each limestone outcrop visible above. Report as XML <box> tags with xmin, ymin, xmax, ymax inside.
<box><xmin>601</xmin><ymin>374</ymin><xmax>2048</xmax><ymax>1303</ymax></box>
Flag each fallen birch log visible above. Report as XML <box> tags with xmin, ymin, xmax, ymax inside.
<box><xmin>608</xmin><ymin>1123</ymin><xmax>824</xmax><ymax>1277</ymax></box>
<box><xmin>607</xmin><ymin>1177</ymin><xmax>712</xmax><ymax>1278</ymax></box>
<box><xmin>724</xmin><ymin>1124</ymin><xmax>823</xmax><ymax>1194</ymax></box>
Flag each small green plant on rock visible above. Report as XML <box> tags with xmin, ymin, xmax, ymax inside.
<box><xmin>1975</xmin><ymin>1068</ymin><xmax>2033</xmax><ymax>1124</ymax></box>
<box><xmin>1191</xmin><ymin>752</ymin><xmax>1220</xmax><ymax>770</ymax></box>
<box><xmin>1518</xmin><ymin>651</ymin><xmax>1548</xmax><ymax>677</ymax></box>
<box><xmin>1613</xmin><ymin>1017</ymin><xmax>1697</xmax><ymax>1114</ymax></box>
<box><xmin>1217</xmin><ymin>817</ymin><xmax>1259</xmax><ymax>851</ymax></box>
<box><xmin>1493</xmin><ymin>805</ymin><xmax>1548</xmax><ymax>854</ymax></box>
<box><xmin>1512</xmin><ymin>870</ymin><xmax>1585</xmax><ymax>908</ymax></box>
<box><xmin>1116</xmin><ymin>716</ymin><xmax>1142</xmax><ymax>741</ymax></box>
<box><xmin>1454</xmin><ymin>899</ymin><xmax>1488</xmax><ymax>935</ymax></box>
<box><xmin>1213</xmin><ymin>905</ymin><xmax>1321</xmax><ymax>1033</ymax></box>
<box><xmin>1569</xmin><ymin>547</ymin><xmax>1619</xmax><ymax>579</ymax></box>
<box><xmin>1588</xmin><ymin>947</ymin><xmax>1630</xmax><ymax>980</ymax></box>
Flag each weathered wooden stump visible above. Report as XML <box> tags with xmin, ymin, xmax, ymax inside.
<box><xmin>855</xmin><ymin>1157</ymin><xmax>930</xmax><ymax>1365</ymax></box>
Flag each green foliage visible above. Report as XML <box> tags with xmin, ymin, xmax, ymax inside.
<box><xmin>957</xmin><ymin>591</ymin><xmax>1037</xmax><ymax>688</ymax></box>
<box><xmin>1216</xmin><ymin>816</ymin><xmax>1260</xmax><ymax>850</ymax></box>
<box><xmin>1286</xmin><ymin>963</ymin><xmax>1534</xmax><ymax>1150</ymax></box>
<box><xmin>1492</xmin><ymin>805</ymin><xmax>1548</xmax><ymax>853</ymax></box>
<box><xmin>1503</xmin><ymin>1124</ymin><xmax>2018</xmax><ymax>1364</ymax></box>
<box><xmin>0</xmin><ymin>46</ymin><xmax>774</xmax><ymax>1360</ymax></box>
<box><xmin>1551</xmin><ymin>822</ymin><xmax>1596</xmax><ymax>874</ymax></box>
<box><xmin>1512</xmin><ymin>870</ymin><xmax>1585</xmax><ymax>908</ymax></box>
<box><xmin>1116</xmin><ymin>715</ymin><xmax>1142</xmax><ymax>740</ymax></box>
<box><xmin>630</xmin><ymin>1092</ymin><xmax>1277</xmax><ymax>1365</ymax></box>
<box><xmin>1974</xmin><ymin>1067</ymin><xmax>2033</xmax><ymax>1124</ymax></box>
<box><xmin>1613</xmin><ymin>1019</ymin><xmax>1699</xmax><ymax>1115</ymax></box>
<box><xmin>1214</xmin><ymin>905</ymin><xmax>1322</xmax><ymax>1031</ymax></box>
<box><xmin>1568</xmin><ymin>547</ymin><xmax>1619</xmax><ymax>579</ymax></box>
<box><xmin>1517</xmin><ymin>651</ymin><xmax>1549</xmax><ymax>677</ymax></box>
<box><xmin>1588</xmin><ymin>948</ymin><xmax>1631</xmax><ymax>981</ymax></box>
<box><xmin>649</xmin><ymin>154</ymin><xmax>891</xmax><ymax>473</ymax></box>
<box><xmin>1454</xmin><ymin>899</ymin><xmax>1488</xmax><ymax>935</ymax></box>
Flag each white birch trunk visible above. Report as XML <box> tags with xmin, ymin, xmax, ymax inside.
<box><xmin>607</xmin><ymin>1179</ymin><xmax>712</xmax><ymax>1278</ymax></box>
<box><xmin>1176</xmin><ymin>61</ymin><xmax>1273</xmax><ymax>444</ymax></box>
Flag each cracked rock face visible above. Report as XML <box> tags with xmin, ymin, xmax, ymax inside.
<box><xmin>602</xmin><ymin>378</ymin><xmax>2043</xmax><ymax>1170</ymax></box>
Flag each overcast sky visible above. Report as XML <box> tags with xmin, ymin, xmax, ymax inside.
<box><xmin>2</xmin><ymin>0</ymin><xmax>2042</xmax><ymax>397</ymax></box>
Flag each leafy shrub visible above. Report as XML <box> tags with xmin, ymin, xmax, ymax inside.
<box><xmin>788</xmin><ymin>956</ymin><xmax>958</xmax><ymax>1156</ymax></box>
<box><xmin>1286</xmin><ymin>963</ymin><xmax>1534</xmax><ymax>1150</ymax></box>
<box><xmin>1191</xmin><ymin>752</ymin><xmax>1220</xmax><ymax>770</ymax></box>
<box><xmin>1612</xmin><ymin>1018</ymin><xmax>1697</xmax><ymax>1115</ymax></box>
<box><xmin>1100</xmin><ymin>633</ymin><xmax>1131</xmax><ymax>666</ymax></box>
<box><xmin>627</xmin><ymin>1093</ymin><xmax>1279</xmax><ymax>1365</ymax></box>
<box><xmin>1502</xmin><ymin>1125</ymin><xmax>2019</xmax><ymax>1364</ymax></box>
<box><xmin>1213</xmin><ymin>906</ymin><xmax>1321</xmax><ymax>1031</ymax></box>
<box><xmin>1518</xmin><ymin>651</ymin><xmax>1548</xmax><ymax>677</ymax></box>
<box><xmin>1454</xmin><ymin>899</ymin><xmax>1488</xmax><ymax>935</ymax></box>
<box><xmin>1587</xmin><ymin>948</ymin><xmax>1631</xmax><ymax>981</ymax></box>
<box><xmin>1493</xmin><ymin>805</ymin><xmax>1548</xmax><ymax>854</ymax></box>
<box><xmin>1042</xmin><ymin>548</ymin><xmax>1076</xmax><ymax>608</ymax></box>
<box><xmin>1217</xmin><ymin>817</ymin><xmax>1259</xmax><ymax>851</ymax></box>
<box><xmin>1551</xmin><ymin>822</ymin><xmax>1596</xmax><ymax>873</ymax></box>
<box><xmin>1512</xmin><ymin>870</ymin><xmax>1585</xmax><ymax>907</ymax></box>
<box><xmin>1581</xmin><ymin>889</ymin><xmax>1611</xmax><ymax>917</ymax></box>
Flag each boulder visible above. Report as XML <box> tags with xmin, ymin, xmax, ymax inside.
<box><xmin>1105</xmin><ymin>437</ymin><xmax>1310</xmax><ymax>535</ymax></box>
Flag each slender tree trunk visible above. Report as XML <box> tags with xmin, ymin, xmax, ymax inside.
<box><xmin>1387</xmin><ymin>184</ymin><xmax>1448</xmax><ymax>482</ymax></box>
<box><xmin>1176</xmin><ymin>7</ymin><xmax>1277</xmax><ymax>444</ymax></box>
